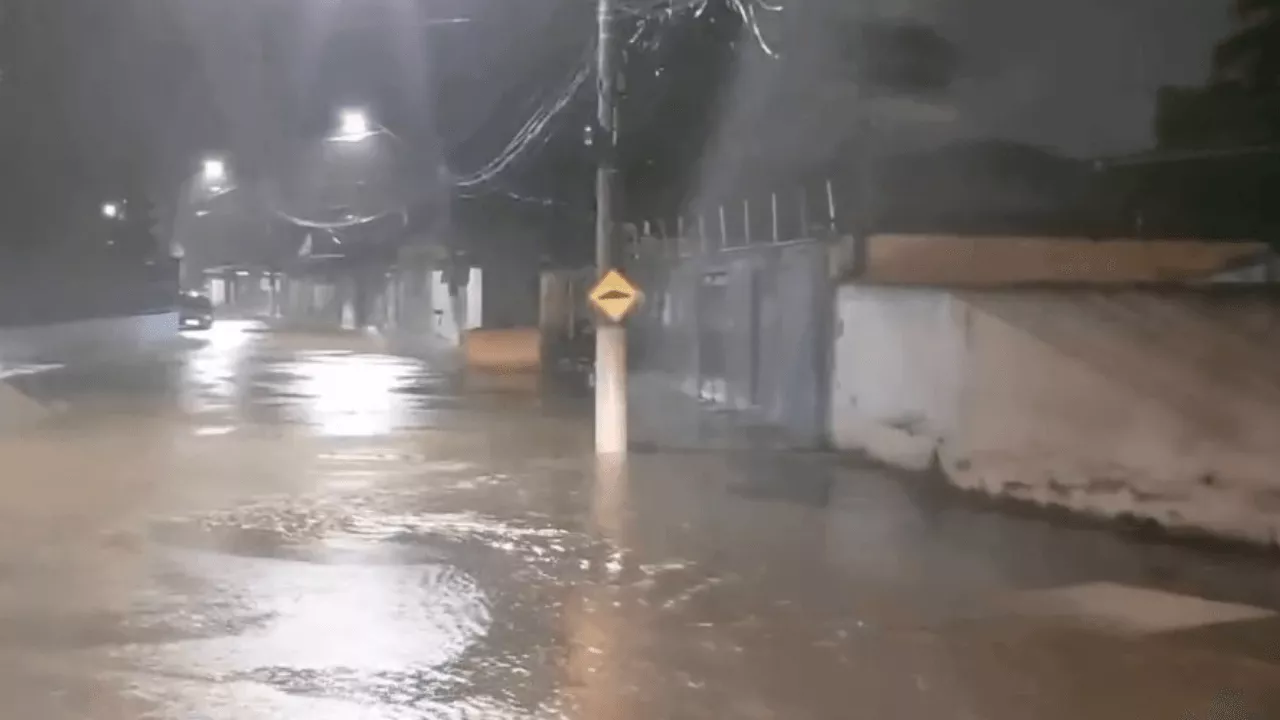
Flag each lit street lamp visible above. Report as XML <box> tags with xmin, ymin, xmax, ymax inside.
<box><xmin>332</xmin><ymin>107</ymin><xmax>377</xmax><ymax>143</ymax></box>
<box><xmin>173</xmin><ymin>153</ymin><xmax>239</xmax><ymax>285</ymax></box>
<box><xmin>101</xmin><ymin>202</ymin><xmax>121</xmax><ymax>219</ymax></box>
<box><xmin>203</xmin><ymin>157</ymin><xmax>227</xmax><ymax>186</ymax></box>
<box><xmin>326</xmin><ymin>107</ymin><xmax>406</xmax><ymax>147</ymax></box>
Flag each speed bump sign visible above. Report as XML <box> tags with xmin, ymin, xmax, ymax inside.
<box><xmin>588</xmin><ymin>269</ymin><xmax>641</xmax><ymax>323</ymax></box>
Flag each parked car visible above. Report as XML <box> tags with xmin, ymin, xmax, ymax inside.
<box><xmin>179</xmin><ymin>291</ymin><xmax>214</xmax><ymax>330</ymax></box>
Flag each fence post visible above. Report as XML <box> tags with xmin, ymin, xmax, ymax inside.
<box><xmin>743</xmin><ymin>198</ymin><xmax>751</xmax><ymax>246</ymax></box>
<box><xmin>770</xmin><ymin>192</ymin><xmax>779</xmax><ymax>243</ymax></box>
<box><xmin>798</xmin><ymin>187</ymin><xmax>809</xmax><ymax>238</ymax></box>
<box><xmin>718</xmin><ymin>205</ymin><xmax>727</xmax><ymax>250</ymax></box>
<box><xmin>825</xmin><ymin>178</ymin><xmax>837</xmax><ymax>234</ymax></box>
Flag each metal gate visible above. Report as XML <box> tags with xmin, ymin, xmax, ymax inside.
<box><xmin>630</xmin><ymin>239</ymin><xmax>831</xmax><ymax>447</ymax></box>
<box><xmin>697</xmin><ymin>270</ymin><xmax>729</xmax><ymax>404</ymax></box>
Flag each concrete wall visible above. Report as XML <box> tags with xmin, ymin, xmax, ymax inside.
<box><xmin>830</xmin><ymin>286</ymin><xmax>965</xmax><ymax>471</ymax></box>
<box><xmin>0</xmin><ymin>311</ymin><xmax>179</xmax><ymax>428</ymax></box>
<box><xmin>831</xmin><ymin>284</ymin><xmax>1280</xmax><ymax>544</ymax></box>
<box><xmin>858</xmin><ymin>234</ymin><xmax>1267</xmax><ymax>285</ymax></box>
<box><xmin>0</xmin><ymin>311</ymin><xmax>179</xmax><ymax>367</ymax></box>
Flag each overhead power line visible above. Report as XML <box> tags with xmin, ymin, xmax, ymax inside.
<box><xmin>451</xmin><ymin>47</ymin><xmax>593</xmax><ymax>188</ymax></box>
<box><xmin>618</xmin><ymin>0</ymin><xmax>782</xmax><ymax>56</ymax></box>
<box><xmin>450</xmin><ymin>0</ymin><xmax>784</xmax><ymax>191</ymax></box>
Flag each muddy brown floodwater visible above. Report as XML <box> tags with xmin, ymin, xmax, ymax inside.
<box><xmin>0</xmin><ymin>320</ymin><xmax>1277</xmax><ymax>719</ymax></box>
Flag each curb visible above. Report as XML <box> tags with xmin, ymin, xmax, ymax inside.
<box><xmin>0</xmin><ymin>364</ymin><xmax>62</xmax><ymax>431</ymax></box>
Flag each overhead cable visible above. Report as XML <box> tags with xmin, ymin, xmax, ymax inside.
<box><xmin>451</xmin><ymin>49</ymin><xmax>593</xmax><ymax>188</ymax></box>
<box><xmin>618</xmin><ymin>0</ymin><xmax>782</xmax><ymax>57</ymax></box>
<box><xmin>269</xmin><ymin>206</ymin><xmax>399</xmax><ymax>230</ymax></box>
<box><xmin>452</xmin><ymin>0</ymin><xmax>783</xmax><ymax>191</ymax></box>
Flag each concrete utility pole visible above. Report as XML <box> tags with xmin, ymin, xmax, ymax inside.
<box><xmin>594</xmin><ymin>0</ymin><xmax>627</xmax><ymax>455</ymax></box>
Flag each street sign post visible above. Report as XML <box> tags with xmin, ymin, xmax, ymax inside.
<box><xmin>588</xmin><ymin>268</ymin><xmax>636</xmax><ymax>456</ymax></box>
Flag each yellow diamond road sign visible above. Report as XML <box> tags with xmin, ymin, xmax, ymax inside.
<box><xmin>588</xmin><ymin>269</ymin><xmax>641</xmax><ymax>323</ymax></box>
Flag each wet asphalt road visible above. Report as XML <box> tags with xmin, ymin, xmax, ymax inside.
<box><xmin>2</xmin><ymin>320</ymin><xmax>1280</xmax><ymax>719</ymax></box>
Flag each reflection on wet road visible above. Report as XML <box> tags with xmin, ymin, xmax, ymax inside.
<box><xmin>1</xmin><ymin>321</ymin><xmax>1279</xmax><ymax>719</ymax></box>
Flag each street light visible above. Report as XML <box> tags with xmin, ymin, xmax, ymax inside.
<box><xmin>335</xmin><ymin>107</ymin><xmax>373</xmax><ymax>142</ymax></box>
<box><xmin>202</xmin><ymin>156</ymin><xmax>230</xmax><ymax>195</ymax></box>
<box><xmin>101</xmin><ymin>202</ymin><xmax>121</xmax><ymax>219</ymax></box>
<box><xmin>203</xmin><ymin>157</ymin><xmax>227</xmax><ymax>185</ymax></box>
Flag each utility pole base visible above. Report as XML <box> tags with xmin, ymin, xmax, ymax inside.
<box><xmin>594</xmin><ymin>324</ymin><xmax>628</xmax><ymax>455</ymax></box>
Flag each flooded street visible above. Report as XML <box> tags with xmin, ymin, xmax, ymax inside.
<box><xmin>1</xmin><ymin>321</ymin><xmax>1279</xmax><ymax>719</ymax></box>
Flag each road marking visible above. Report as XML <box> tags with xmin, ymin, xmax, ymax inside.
<box><xmin>999</xmin><ymin>582</ymin><xmax>1276</xmax><ymax>636</ymax></box>
<box><xmin>0</xmin><ymin>363</ymin><xmax>63</xmax><ymax>380</ymax></box>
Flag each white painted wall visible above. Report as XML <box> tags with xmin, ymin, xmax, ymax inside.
<box><xmin>209</xmin><ymin>277</ymin><xmax>229</xmax><ymax>305</ymax></box>
<box><xmin>831</xmin><ymin>285</ymin><xmax>1280</xmax><ymax>545</ymax></box>
<box><xmin>830</xmin><ymin>286</ymin><xmax>965</xmax><ymax>471</ymax></box>
<box><xmin>427</xmin><ymin>269</ymin><xmax>483</xmax><ymax>346</ymax></box>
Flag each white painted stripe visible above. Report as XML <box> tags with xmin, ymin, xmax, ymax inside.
<box><xmin>0</xmin><ymin>363</ymin><xmax>64</xmax><ymax>380</ymax></box>
<box><xmin>999</xmin><ymin>582</ymin><xmax>1276</xmax><ymax>636</ymax></box>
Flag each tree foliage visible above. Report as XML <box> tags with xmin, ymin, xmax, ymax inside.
<box><xmin>611</xmin><ymin>4</ymin><xmax>961</xmax><ymax>222</ymax></box>
<box><xmin>1156</xmin><ymin>0</ymin><xmax>1280</xmax><ymax>148</ymax></box>
<box><xmin>844</xmin><ymin>19</ymin><xmax>959</xmax><ymax>98</ymax></box>
<box><xmin>1102</xmin><ymin>0</ymin><xmax>1280</xmax><ymax>241</ymax></box>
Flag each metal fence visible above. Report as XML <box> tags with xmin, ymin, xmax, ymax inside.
<box><xmin>632</xmin><ymin>178</ymin><xmax>846</xmax><ymax>260</ymax></box>
<box><xmin>627</xmin><ymin>185</ymin><xmax>836</xmax><ymax>448</ymax></box>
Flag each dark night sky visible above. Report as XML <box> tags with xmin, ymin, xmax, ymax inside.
<box><xmin>160</xmin><ymin>0</ymin><xmax>1233</xmax><ymax>163</ymax></box>
<box><xmin>0</xmin><ymin>0</ymin><xmax>581</xmax><ymax>180</ymax></box>
<box><xmin>68</xmin><ymin>0</ymin><xmax>1234</xmax><ymax>165</ymax></box>
<box><xmin>0</xmin><ymin>0</ymin><xmax>1237</xmax><ymax>229</ymax></box>
<box><xmin>923</xmin><ymin>0</ymin><xmax>1232</xmax><ymax>156</ymax></box>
